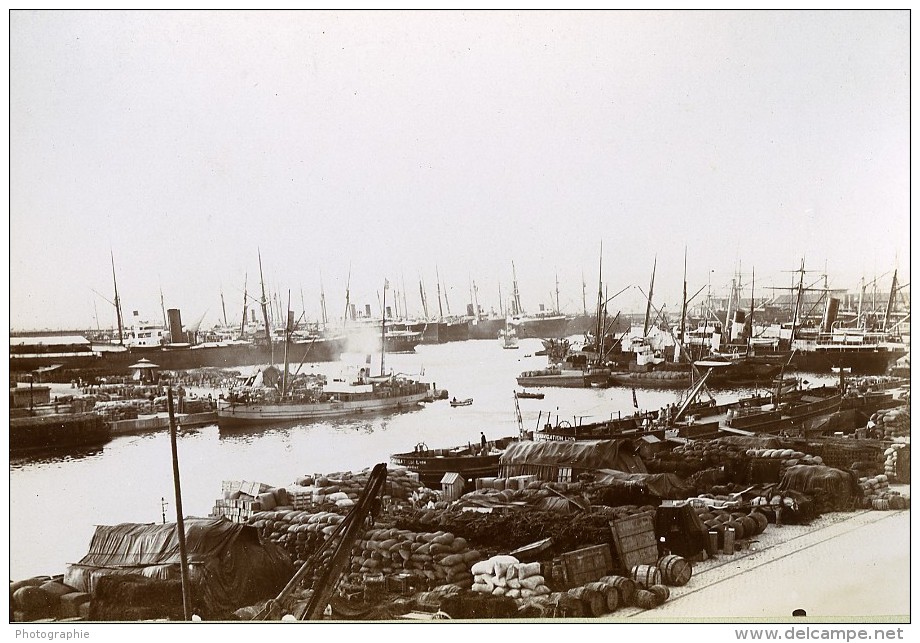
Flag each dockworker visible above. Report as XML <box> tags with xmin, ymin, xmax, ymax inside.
<box><xmin>480</xmin><ymin>432</ymin><xmax>487</xmax><ymax>452</ymax></box>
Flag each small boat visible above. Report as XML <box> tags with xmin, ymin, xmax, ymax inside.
<box><xmin>450</xmin><ymin>397</ymin><xmax>474</xmax><ymax>407</ymax></box>
<box><xmin>391</xmin><ymin>436</ymin><xmax>518</xmax><ymax>489</ymax></box>
<box><xmin>515</xmin><ymin>390</ymin><xmax>545</xmax><ymax>400</ymax></box>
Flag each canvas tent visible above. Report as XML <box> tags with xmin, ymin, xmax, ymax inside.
<box><xmin>65</xmin><ymin>518</ymin><xmax>293</xmax><ymax>618</ymax></box>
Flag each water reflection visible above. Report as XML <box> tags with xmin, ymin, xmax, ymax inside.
<box><xmin>215</xmin><ymin>404</ymin><xmax>424</xmax><ymax>441</ymax></box>
<box><xmin>9</xmin><ymin>443</ymin><xmax>107</xmax><ymax>469</ymax></box>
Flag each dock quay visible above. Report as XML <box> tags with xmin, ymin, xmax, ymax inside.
<box><xmin>107</xmin><ymin>411</ymin><xmax>218</xmax><ymax>435</ymax></box>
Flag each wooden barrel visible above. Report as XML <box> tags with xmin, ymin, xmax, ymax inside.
<box><xmin>599</xmin><ymin>575</ymin><xmax>636</xmax><ymax>606</ymax></box>
<box><xmin>872</xmin><ymin>498</ymin><xmax>890</xmax><ymax>511</ymax></box>
<box><xmin>749</xmin><ymin>511</ymin><xmax>769</xmax><ymax>535</ymax></box>
<box><xmin>888</xmin><ymin>495</ymin><xmax>906</xmax><ymax>510</ymax></box>
<box><xmin>657</xmin><ymin>555</ymin><xmax>692</xmax><ymax>586</ymax></box>
<box><xmin>548</xmin><ymin>592</ymin><xmax>583</xmax><ymax>618</ymax></box>
<box><xmin>740</xmin><ymin>516</ymin><xmax>758</xmax><ymax>538</ymax></box>
<box><xmin>567</xmin><ymin>586</ymin><xmax>605</xmax><ymax>617</ymax></box>
<box><xmin>630</xmin><ymin>564</ymin><xmax>662</xmax><ymax>589</ymax></box>
<box><xmin>648</xmin><ymin>584</ymin><xmax>670</xmax><ymax>604</ymax></box>
<box><xmin>634</xmin><ymin>589</ymin><xmax>659</xmax><ymax>610</ymax></box>
<box><xmin>585</xmin><ymin>581</ymin><xmax>619</xmax><ymax>613</ymax></box>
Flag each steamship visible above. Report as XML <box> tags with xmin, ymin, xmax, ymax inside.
<box><xmin>10</xmin><ymin>308</ymin><xmax>345</xmax><ymax>378</ymax></box>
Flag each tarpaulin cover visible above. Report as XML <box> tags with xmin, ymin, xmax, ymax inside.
<box><xmin>777</xmin><ymin>465</ymin><xmax>859</xmax><ymax>499</ymax></box>
<box><xmin>499</xmin><ymin>440</ymin><xmax>647</xmax><ymax>474</ymax></box>
<box><xmin>593</xmin><ymin>470</ymin><xmax>692</xmax><ymax>499</ymax></box>
<box><xmin>713</xmin><ymin>435</ymin><xmax>784</xmax><ymax>449</ymax></box>
<box><xmin>65</xmin><ymin>518</ymin><xmax>294</xmax><ymax>617</ymax></box>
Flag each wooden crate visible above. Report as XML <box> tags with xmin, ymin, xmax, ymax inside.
<box><xmin>559</xmin><ymin>544</ymin><xmax>613</xmax><ymax>588</ymax></box>
<box><xmin>609</xmin><ymin>513</ymin><xmax>659</xmax><ymax>572</ymax></box>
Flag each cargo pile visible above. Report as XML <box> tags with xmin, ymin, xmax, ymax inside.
<box><xmin>883</xmin><ymin>439</ymin><xmax>910</xmax><ymax>483</ymax></box>
<box><xmin>870</xmin><ymin>406</ymin><xmax>910</xmax><ymax>439</ymax></box>
<box><xmin>856</xmin><ymin>474</ymin><xmax>910</xmax><ymax>510</ymax></box>
<box><xmin>348</xmin><ymin>528</ymin><xmax>483</xmax><ymax>587</ymax></box>
<box><xmin>10</xmin><ymin>576</ymin><xmax>91</xmax><ymax>622</ymax></box>
<box><xmin>470</xmin><ymin>555</ymin><xmax>551</xmax><ymax>598</ymax></box>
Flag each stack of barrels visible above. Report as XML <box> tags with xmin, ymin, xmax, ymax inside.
<box><xmin>627</xmin><ymin>554</ymin><xmax>693</xmax><ymax>610</ymax></box>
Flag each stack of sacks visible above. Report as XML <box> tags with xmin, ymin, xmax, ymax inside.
<box><xmin>857</xmin><ymin>474</ymin><xmax>909</xmax><ymax>510</ymax></box>
<box><xmin>470</xmin><ymin>555</ymin><xmax>552</xmax><ymax>599</ymax></box>
<box><xmin>872</xmin><ymin>407</ymin><xmax>910</xmax><ymax>438</ymax></box>
<box><xmin>248</xmin><ymin>509</ymin><xmax>345</xmax><ymax>561</ymax></box>
<box><xmin>350</xmin><ymin>528</ymin><xmax>482</xmax><ymax>588</ymax></box>
<box><xmin>883</xmin><ymin>438</ymin><xmax>910</xmax><ymax>482</ymax></box>
<box><xmin>292</xmin><ymin>467</ymin><xmax>421</xmax><ymax>505</ymax></box>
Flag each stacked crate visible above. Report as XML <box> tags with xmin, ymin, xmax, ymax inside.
<box><xmin>211</xmin><ymin>480</ymin><xmax>273</xmax><ymax>523</ymax></box>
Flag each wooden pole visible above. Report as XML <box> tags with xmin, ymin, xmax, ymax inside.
<box><xmin>167</xmin><ymin>388</ymin><xmax>192</xmax><ymax>621</ymax></box>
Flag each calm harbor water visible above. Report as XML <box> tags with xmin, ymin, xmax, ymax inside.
<box><xmin>8</xmin><ymin>338</ymin><xmax>836</xmax><ymax>581</ymax></box>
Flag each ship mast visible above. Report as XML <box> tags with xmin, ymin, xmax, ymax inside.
<box><xmin>883</xmin><ymin>269</ymin><xmax>898</xmax><ymax>331</ymax></box>
<box><xmin>511</xmin><ymin>262</ymin><xmax>522</xmax><ymax>316</ymax></box>
<box><xmin>381</xmin><ymin>279</ymin><xmax>389</xmax><ymax>377</ymax></box>
<box><xmin>472</xmin><ymin>279</ymin><xmax>481</xmax><ymax>320</ymax></box>
<box><xmin>435</xmin><ymin>268</ymin><xmax>444</xmax><ymax>319</ymax></box>
<box><xmin>160</xmin><ymin>284</ymin><xmax>168</xmax><ymax>330</ymax></box>
<box><xmin>110</xmin><ymin>250</ymin><xmax>125</xmax><ymax>345</ymax></box>
<box><xmin>555</xmin><ymin>271</ymin><xmax>561</xmax><ymax>315</ymax></box>
<box><xmin>220</xmin><ymin>286</ymin><xmax>228</xmax><ymax>327</ymax></box>
<box><xmin>595</xmin><ymin>243</ymin><xmax>604</xmax><ymax>365</ymax></box>
<box><xmin>747</xmin><ymin>267</ymin><xmax>755</xmax><ymax>357</ymax></box>
<box><xmin>319</xmin><ymin>272</ymin><xmax>328</xmax><ymax>327</ymax></box>
<box><xmin>401</xmin><ymin>273</ymin><xmax>409</xmax><ymax>321</ymax></box>
<box><xmin>418</xmin><ymin>279</ymin><xmax>429</xmax><ymax>319</ymax></box>
<box><xmin>676</xmin><ymin>248</ymin><xmax>688</xmax><ymax>362</ymax></box>
<box><xmin>643</xmin><ymin>256</ymin><xmax>657</xmax><ymax>337</ymax></box>
<box><xmin>281</xmin><ymin>290</ymin><xmax>291</xmax><ymax>395</ymax></box>
<box><xmin>343</xmin><ymin>264</ymin><xmax>352</xmax><ymax>325</ymax></box>
<box><xmin>239</xmin><ymin>272</ymin><xmax>248</xmax><ymax>339</ymax></box>
<box><xmin>257</xmin><ymin>249</ymin><xmax>273</xmax><ymax>362</ymax></box>
<box><xmin>788</xmin><ymin>258</ymin><xmax>806</xmax><ymax>350</ymax></box>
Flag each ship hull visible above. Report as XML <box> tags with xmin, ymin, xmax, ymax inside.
<box><xmin>786</xmin><ymin>348</ymin><xmax>907</xmax><ymax>375</ymax></box>
<box><xmin>509</xmin><ymin>316</ymin><xmax>570</xmax><ymax>339</ymax></box>
<box><xmin>11</xmin><ymin>336</ymin><xmax>346</xmax><ymax>378</ymax></box>
<box><xmin>216</xmin><ymin>389</ymin><xmax>431</xmax><ymax>426</ymax></box>
<box><xmin>469</xmin><ymin>318</ymin><xmax>505</xmax><ymax>340</ymax></box>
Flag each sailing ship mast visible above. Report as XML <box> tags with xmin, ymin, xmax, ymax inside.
<box><xmin>239</xmin><ymin>273</ymin><xmax>248</xmax><ymax>339</ymax></box>
<box><xmin>220</xmin><ymin>287</ymin><xmax>228</xmax><ymax>327</ymax></box>
<box><xmin>435</xmin><ymin>269</ymin><xmax>444</xmax><ymax>319</ymax></box>
<box><xmin>788</xmin><ymin>258</ymin><xmax>806</xmax><ymax>350</ymax></box>
<box><xmin>676</xmin><ymin>249</ymin><xmax>688</xmax><ymax>362</ymax></box>
<box><xmin>281</xmin><ymin>290</ymin><xmax>291</xmax><ymax>395</ymax></box>
<box><xmin>418</xmin><ymin>279</ymin><xmax>429</xmax><ymax>319</ymax></box>
<box><xmin>746</xmin><ymin>267</ymin><xmax>755</xmax><ymax>357</ymax></box>
<box><xmin>257</xmin><ymin>250</ymin><xmax>273</xmax><ymax>362</ymax></box>
<box><xmin>643</xmin><ymin>256</ymin><xmax>657</xmax><ymax>338</ymax></box>
<box><xmin>883</xmin><ymin>269</ymin><xmax>898</xmax><ymax>331</ymax></box>
<box><xmin>595</xmin><ymin>244</ymin><xmax>604</xmax><ymax>365</ymax></box>
<box><xmin>380</xmin><ymin>279</ymin><xmax>389</xmax><ymax>377</ymax></box>
<box><xmin>160</xmin><ymin>285</ymin><xmax>168</xmax><ymax>330</ymax></box>
<box><xmin>555</xmin><ymin>271</ymin><xmax>561</xmax><ymax>315</ymax></box>
<box><xmin>319</xmin><ymin>272</ymin><xmax>328</xmax><ymax>327</ymax></box>
<box><xmin>110</xmin><ymin>250</ymin><xmax>125</xmax><ymax>345</ymax></box>
<box><xmin>511</xmin><ymin>262</ymin><xmax>522</xmax><ymax>316</ymax></box>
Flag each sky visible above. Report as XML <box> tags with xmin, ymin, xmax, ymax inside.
<box><xmin>8</xmin><ymin>9</ymin><xmax>911</xmax><ymax>331</ymax></box>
